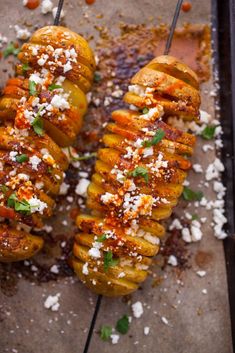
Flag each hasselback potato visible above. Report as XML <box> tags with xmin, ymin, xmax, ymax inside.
<box><xmin>0</xmin><ymin>26</ymin><xmax>95</xmax><ymax>262</ymax></box>
<box><xmin>72</xmin><ymin>55</ymin><xmax>200</xmax><ymax>296</ymax></box>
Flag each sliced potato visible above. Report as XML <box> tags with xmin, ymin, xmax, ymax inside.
<box><xmin>146</xmin><ymin>55</ymin><xmax>199</xmax><ymax>89</ymax></box>
<box><xmin>0</xmin><ymin>225</ymin><xmax>43</xmax><ymax>262</ymax></box>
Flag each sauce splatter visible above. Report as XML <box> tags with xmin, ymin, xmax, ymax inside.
<box><xmin>182</xmin><ymin>1</ymin><xmax>192</xmax><ymax>12</ymax></box>
<box><xmin>24</xmin><ymin>0</ymin><xmax>40</xmax><ymax>10</ymax></box>
<box><xmin>85</xmin><ymin>0</ymin><xmax>96</xmax><ymax>4</ymax></box>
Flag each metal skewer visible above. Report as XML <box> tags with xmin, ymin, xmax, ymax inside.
<box><xmin>82</xmin><ymin>1</ymin><xmax>184</xmax><ymax>352</ymax></box>
<box><xmin>164</xmin><ymin>0</ymin><xmax>184</xmax><ymax>55</ymax></box>
<box><xmin>54</xmin><ymin>0</ymin><xmax>65</xmax><ymax>26</ymax></box>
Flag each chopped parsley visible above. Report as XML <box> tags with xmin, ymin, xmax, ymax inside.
<box><xmin>142</xmin><ymin>128</ymin><xmax>165</xmax><ymax>147</ymax></box>
<box><xmin>22</xmin><ymin>63</ymin><xmax>31</xmax><ymax>73</ymax></box>
<box><xmin>129</xmin><ymin>166</ymin><xmax>149</xmax><ymax>183</ymax></box>
<box><xmin>116</xmin><ymin>315</ymin><xmax>129</xmax><ymax>334</ymax></box>
<box><xmin>32</xmin><ymin>108</ymin><xmax>44</xmax><ymax>136</ymax></box>
<box><xmin>182</xmin><ymin>186</ymin><xmax>203</xmax><ymax>201</ymax></box>
<box><xmin>191</xmin><ymin>214</ymin><xmax>199</xmax><ymax>220</ymax></box>
<box><xmin>201</xmin><ymin>125</ymin><xmax>216</xmax><ymax>140</ymax></box>
<box><xmin>0</xmin><ymin>185</ymin><xmax>9</xmax><ymax>193</ymax></box>
<box><xmin>94</xmin><ymin>72</ymin><xmax>102</xmax><ymax>83</ymax></box>
<box><xmin>7</xmin><ymin>193</ymin><xmax>31</xmax><ymax>214</ymax></box>
<box><xmin>16</xmin><ymin>154</ymin><xmax>28</xmax><ymax>163</ymax></box>
<box><xmin>142</xmin><ymin>107</ymin><xmax>149</xmax><ymax>114</ymax></box>
<box><xmin>100</xmin><ymin>325</ymin><xmax>112</xmax><ymax>341</ymax></box>
<box><xmin>29</xmin><ymin>80</ymin><xmax>38</xmax><ymax>96</ymax></box>
<box><xmin>32</xmin><ymin>116</ymin><xmax>44</xmax><ymax>136</ymax></box>
<box><xmin>48</xmin><ymin>83</ymin><xmax>62</xmax><ymax>91</ymax></box>
<box><xmin>97</xmin><ymin>234</ymin><xmax>107</xmax><ymax>242</ymax></box>
<box><xmin>103</xmin><ymin>251</ymin><xmax>119</xmax><ymax>272</ymax></box>
<box><xmin>3</xmin><ymin>42</ymin><xmax>20</xmax><ymax>58</ymax></box>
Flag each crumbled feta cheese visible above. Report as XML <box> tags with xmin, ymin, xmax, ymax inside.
<box><xmin>168</xmin><ymin>255</ymin><xmax>178</xmax><ymax>267</ymax></box>
<box><xmin>75</xmin><ymin>178</ymin><xmax>90</xmax><ymax>197</ymax></box>
<box><xmin>9</xmin><ymin>151</ymin><xmax>18</xmax><ymax>162</ymax></box>
<box><xmin>169</xmin><ymin>219</ymin><xmax>182</xmax><ymax>230</ymax></box>
<box><xmin>118</xmin><ymin>272</ymin><xmax>126</xmax><ymax>278</ymax></box>
<box><xmin>202</xmin><ymin>289</ymin><xmax>207</xmax><ymax>294</ymax></box>
<box><xmin>28</xmin><ymin>196</ymin><xmax>47</xmax><ymax>214</ymax></box>
<box><xmin>205</xmin><ymin>158</ymin><xmax>224</xmax><ymax>181</ymax></box>
<box><xmin>144</xmin><ymin>327</ymin><xmax>150</xmax><ymax>335</ymax></box>
<box><xmin>182</xmin><ymin>227</ymin><xmax>191</xmax><ymax>243</ymax></box>
<box><xmin>144</xmin><ymin>233</ymin><xmax>160</xmax><ymax>245</ymax></box>
<box><xmin>110</xmin><ymin>334</ymin><xmax>120</xmax><ymax>344</ymax></box>
<box><xmin>37</xmin><ymin>54</ymin><xmax>49</xmax><ymax>66</ymax></box>
<box><xmin>29</xmin><ymin>155</ymin><xmax>42</xmax><ymax>170</ymax></box>
<box><xmin>199</xmin><ymin>110</ymin><xmax>211</xmax><ymax>124</ymax></box>
<box><xmin>196</xmin><ymin>270</ymin><xmax>206</xmax><ymax>277</ymax></box>
<box><xmin>63</xmin><ymin>62</ymin><xmax>72</xmax><ymax>73</ymax></box>
<box><xmin>161</xmin><ymin>316</ymin><xmax>169</xmax><ymax>325</ymax></box>
<box><xmin>59</xmin><ymin>182</ymin><xmax>70</xmax><ymax>195</ymax></box>
<box><xmin>143</xmin><ymin>147</ymin><xmax>154</xmax><ymax>158</ymax></box>
<box><xmin>82</xmin><ymin>262</ymin><xmax>89</xmax><ymax>275</ymax></box>
<box><xmin>88</xmin><ymin>246</ymin><xmax>101</xmax><ymax>259</ymax></box>
<box><xmin>41</xmin><ymin>0</ymin><xmax>53</xmax><ymax>14</ymax></box>
<box><xmin>44</xmin><ymin>293</ymin><xmax>60</xmax><ymax>311</ymax></box>
<box><xmin>51</xmin><ymin>94</ymin><xmax>70</xmax><ymax>110</ymax></box>
<box><xmin>128</xmin><ymin>84</ymin><xmax>146</xmax><ymax>96</ymax></box>
<box><xmin>50</xmin><ymin>265</ymin><xmax>59</xmax><ymax>274</ymax></box>
<box><xmin>14</xmin><ymin>25</ymin><xmax>31</xmax><ymax>40</ymax></box>
<box><xmin>132</xmin><ymin>301</ymin><xmax>144</xmax><ymax>318</ymax></box>
<box><xmin>193</xmin><ymin>164</ymin><xmax>203</xmax><ymax>173</ymax></box>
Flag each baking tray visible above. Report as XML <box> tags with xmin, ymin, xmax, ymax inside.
<box><xmin>0</xmin><ymin>1</ymin><xmax>234</xmax><ymax>352</ymax></box>
<box><xmin>215</xmin><ymin>0</ymin><xmax>235</xmax><ymax>348</ymax></box>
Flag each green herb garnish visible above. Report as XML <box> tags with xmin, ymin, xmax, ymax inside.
<box><xmin>16</xmin><ymin>154</ymin><xmax>28</xmax><ymax>163</ymax></box>
<box><xmin>100</xmin><ymin>325</ymin><xmax>112</xmax><ymax>341</ymax></box>
<box><xmin>7</xmin><ymin>193</ymin><xmax>31</xmax><ymax>214</ymax></box>
<box><xmin>29</xmin><ymin>80</ymin><xmax>38</xmax><ymax>96</ymax></box>
<box><xmin>3</xmin><ymin>42</ymin><xmax>20</xmax><ymax>58</ymax></box>
<box><xmin>201</xmin><ymin>125</ymin><xmax>216</xmax><ymax>140</ymax></box>
<box><xmin>31</xmin><ymin>107</ymin><xmax>44</xmax><ymax>136</ymax></box>
<box><xmin>94</xmin><ymin>72</ymin><xmax>102</xmax><ymax>83</ymax></box>
<box><xmin>68</xmin><ymin>147</ymin><xmax>97</xmax><ymax>161</ymax></box>
<box><xmin>182</xmin><ymin>187</ymin><xmax>203</xmax><ymax>201</ymax></box>
<box><xmin>97</xmin><ymin>234</ymin><xmax>107</xmax><ymax>242</ymax></box>
<box><xmin>103</xmin><ymin>251</ymin><xmax>119</xmax><ymax>272</ymax></box>
<box><xmin>32</xmin><ymin>116</ymin><xmax>44</xmax><ymax>136</ymax></box>
<box><xmin>48</xmin><ymin>83</ymin><xmax>62</xmax><ymax>91</ymax></box>
<box><xmin>22</xmin><ymin>63</ymin><xmax>31</xmax><ymax>73</ymax></box>
<box><xmin>129</xmin><ymin>166</ymin><xmax>149</xmax><ymax>183</ymax></box>
<box><xmin>142</xmin><ymin>129</ymin><xmax>165</xmax><ymax>147</ymax></box>
<box><xmin>116</xmin><ymin>315</ymin><xmax>129</xmax><ymax>334</ymax></box>
<box><xmin>0</xmin><ymin>185</ymin><xmax>9</xmax><ymax>193</ymax></box>
<box><xmin>191</xmin><ymin>214</ymin><xmax>199</xmax><ymax>220</ymax></box>
<box><xmin>142</xmin><ymin>107</ymin><xmax>149</xmax><ymax>114</ymax></box>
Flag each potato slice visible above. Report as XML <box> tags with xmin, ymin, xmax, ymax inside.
<box><xmin>124</xmin><ymin>91</ymin><xmax>198</xmax><ymax>120</ymax></box>
<box><xmin>146</xmin><ymin>55</ymin><xmax>199</xmax><ymax>90</ymax></box>
<box><xmin>73</xmin><ymin>243</ymin><xmax>149</xmax><ymax>283</ymax></box>
<box><xmin>28</xmin><ymin>26</ymin><xmax>95</xmax><ymax>70</ymax></box>
<box><xmin>131</xmin><ymin>67</ymin><xmax>200</xmax><ymax>108</ymax></box>
<box><xmin>0</xmin><ymin>225</ymin><xmax>43</xmax><ymax>262</ymax></box>
<box><xmin>72</xmin><ymin>258</ymin><xmax>138</xmax><ymax>297</ymax></box>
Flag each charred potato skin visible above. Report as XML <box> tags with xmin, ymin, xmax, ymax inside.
<box><xmin>73</xmin><ymin>56</ymin><xmax>200</xmax><ymax>296</ymax></box>
<box><xmin>0</xmin><ymin>26</ymin><xmax>95</xmax><ymax>262</ymax></box>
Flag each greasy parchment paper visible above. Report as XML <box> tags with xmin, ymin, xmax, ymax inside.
<box><xmin>0</xmin><ymin>1</ymin><xmax>233</xmax><ymax>353</ymax></box>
